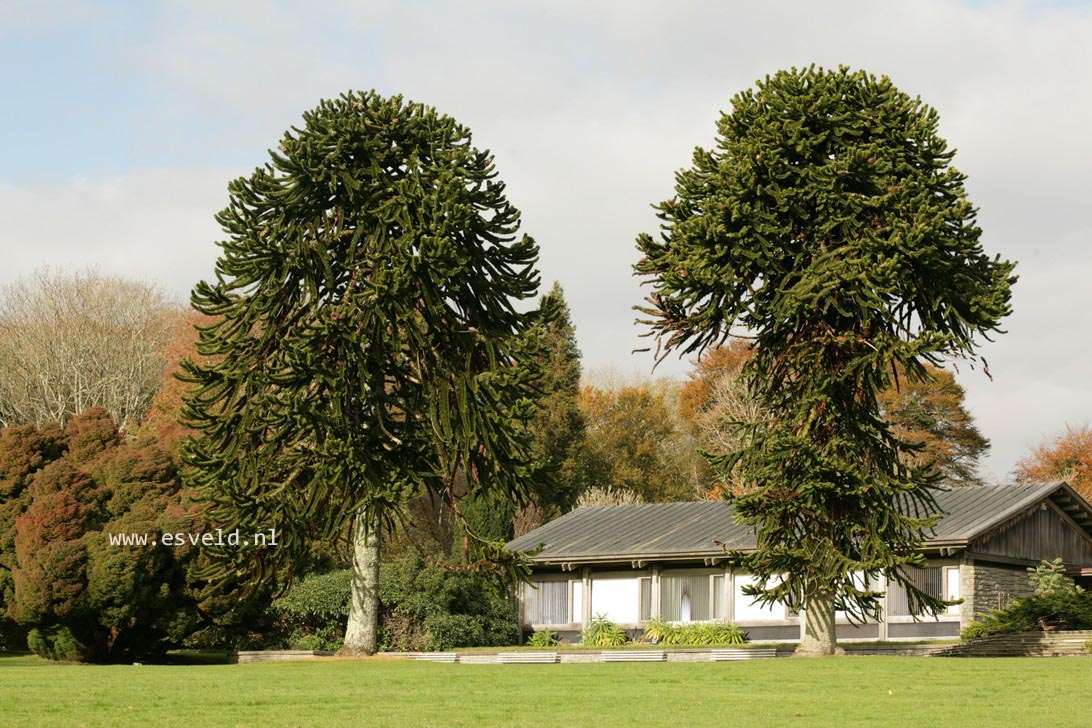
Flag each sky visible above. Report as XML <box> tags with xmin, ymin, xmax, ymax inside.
<box><xmin>1</xmin><ymin>0</ymin><xmax>1090</xmax><ymax>481</ymax></box>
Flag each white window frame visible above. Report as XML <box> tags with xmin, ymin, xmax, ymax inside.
<box><xmin>523</xmin><ymin>575</ymin><xmax>582</xmax><ymax>629</ymax></box>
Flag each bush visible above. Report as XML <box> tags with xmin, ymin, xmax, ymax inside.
<box><xmin>526</xmin><ymin>630</ymin><xmax>559</xmax><ymax>647</ymax></box>
<box><xmin>27</xmin><ymin>625</ymin><xmax>84</xmax><ymax>661</ymax></box>
<box><xmin>580</xmin><ymin>614</ymin><xmax>628</xmax><ymax>647</ymax></box>
<box><xmin>268</xmin><ymin>569</ymin><xmax>351</xmax><ymax>651</ymax></box>
<box><xmin>3</xmin><ymin>410</ymin><xmax>209</xmax><ymax>663</ymax></box>
<box><xmin>641</xmin><ymin>617</ymin><xmax>747</xmax><ymax>646</ymax></box>
<box><xmin>263</xmin><ymin>554</ymin><xmax>521</xmax><ymax>653</ymax></box>
<box><xmin>378</xmin><ymin>554</ymin><xmax>519</xmax><ymax>652</ymax></box>
<box><xmin>1027</xmin><ymin>558</ymin><xmax>1077</xmax><ymax>596</ymax></box>
<box><xmin>960</xmin><ymin>579</ymin><xmax>1092</xmax><ymax>641</ymax></box>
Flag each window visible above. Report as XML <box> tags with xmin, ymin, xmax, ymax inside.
<box><xmin>659</xmin><ymin>570</ymin><xmax>727</xmax><ymax>623</ymax></box>
<box><xmin>835</xmin><ymin>571</ymin><xmax>876</xmax><ymax>621</ymax></box>
<box><xmin>945</xmin><ymin>567</ymin><xmax>961</xmax><ymax>616</ymax></box>
<box><xmin>639</xmin><ymin>577</ymin><xmax>652</xmax><ymax>622</ymax></box>
<box><xmin>590</xmin><ymin>576</ymin><xmax>641</xmax><ymax>623</ymax></box>
<box><xmin>733</xmin><ymin>573</ymin><xmax>787</xmax><ymax>622</ymax></box>
<box><xmin>888</xmin><ymin>566</ymin><xmax>960</xmax><ymax>617</ymax></box>
<box><xmin>712</xmin><ymin>575</ymin><xmax>726</xmax><ymax>620</ymax></box>
<box><xmin>525</xmin><ymin>578</ymin><xmax>581</xmax><ymax>625</ymax></box>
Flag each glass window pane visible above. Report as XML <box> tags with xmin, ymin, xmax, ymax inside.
<box><xmin>660</xmin><ymin>573</ymin><xmax>711</xmax><ymax>622</ymax></box>
<box><xmin>572</xmin><ymin>580</ymin><xmax>584</xmax><ymax>622</ymax></box>
<box><xmin>639</xmin><ymin>578</ymin><xmax>652</xmax><ymax>622</ymax></box>
<box><xmin>945</xmin><ymin>567</ymin><xmax>961</xmax><ymax>615</ymax></box>
<box><xmin>590</xmin><ymin>577</ymin><xmax>640</xmax><ymax>623</ymax></box>
<box><xmin>526</xmin><ymin>580</ymin><xmax>569</xmax><ymax>625</ymax></box>
<box><xmin>888</xmin><ymin>567</ymin><xmax>944</xmax><ymax>617</ymax></box>
<box><xmin>712</xmin><ymin>575</ymin><xmax>725</xmax><ymax>620</ymax></box>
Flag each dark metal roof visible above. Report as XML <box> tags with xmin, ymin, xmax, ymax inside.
<box><xmin>505</xmin><ymin>482</ymin><xmax>1092</xmax><ymax>564</ymax></box>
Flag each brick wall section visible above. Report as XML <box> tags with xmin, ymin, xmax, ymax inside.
<box><xmin>960</xmin><ymin>561</ymin><xmax>1034</xmax><ymax>627</ymax></box>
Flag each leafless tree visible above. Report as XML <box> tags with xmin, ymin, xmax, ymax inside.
<box><xmin>574</xmin><ymin>486</ymin><xmax>643</xmax><ymax>508</ymax></box>
<box><xmin>0</xmin><ymin>267</ymin><xmax>182</xmax><ymax>428</ymax></box>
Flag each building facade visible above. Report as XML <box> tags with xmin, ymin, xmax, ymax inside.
<box><xmin>505</xmin><ymin>482</ymin><xmax>1092</xmax><ymax>643</ymax></box>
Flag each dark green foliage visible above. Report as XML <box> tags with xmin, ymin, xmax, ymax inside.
<box><xmin>635</xmin><ymin>66</ymin><xmax>1017</xmax><ymax>624</ymax></box>
<box><xmin>961</xmin><ymin>591</ymin><xmax>1092</xmax><ymax>640</ymax></box>
<box><xmin>269</xmin><ymin>569</ymin><xmax>352</xmax><ymax>650</ymax></box>
<box><xmin>378</xmin><ymin>555</ymin><xmax>519</xmax><ymax>651</ymax></box>
<box><xmin>580</xmin><ymin>614</ymin><xmax>629</xmax><ymax>647</ymax></box>
<box><xmin>26</xmin><ymin>625</ymin><xmax>84</xmax><ymax>661</ymax></box>
<box><xmin>1</xmin><ymin>409</ymin><xmax>209</xmax><ymax>662</ymax></box>
<box><xmin>181</xmin><ymin>90</ymin><xmax>543</xmax><ymax>594</ymax></box>
<box><xmin>265</xmin><ymin>556</ymin><xmax>521</xmax><ymax>652</ymax></box>
<box><xmin>522</xmin><ymin>283</ymin><xmax>587</xmax><ymax>514</ymax></box>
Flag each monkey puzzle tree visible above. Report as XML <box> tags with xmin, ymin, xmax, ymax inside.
<box><xmin>182</xmin><ymin>91</ymin><xmax>542</xmax><ymax>655</ymax></box>
<box><xmin>635</xmin><ymin>66</ymin><xmax>1016</xmax><ymax>655</ymax></box>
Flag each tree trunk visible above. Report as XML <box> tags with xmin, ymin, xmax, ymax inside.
<box><xmin>340</xmin><ymin>508</ymin><xmax>381</xmax><ymax>656</ymax></box>
<box><xmin>796</xmin><ymin>590</ymin><xmax>843</xmax><ymax>656</ymax></box>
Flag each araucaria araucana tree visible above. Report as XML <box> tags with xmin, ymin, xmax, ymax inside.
<box><xmin>182</xmin><ymin>91</ymin><xmax>542</xmax><ymax>655</ymax></box>
<box><xmin>635</xmin><ymin>67</ymin><xmax>1016</xmax><ymax>655</ymax></box>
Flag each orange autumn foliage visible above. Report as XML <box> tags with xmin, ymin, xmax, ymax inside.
<box><xmin>137</xmin><ymin>311</ymin><xmax>216</xmax><ymax>446</ymax></box>
<box><xmin>1015</xmin><ymin>424</ymin><xmax>1092</xmax><ymax>504</ymax></box>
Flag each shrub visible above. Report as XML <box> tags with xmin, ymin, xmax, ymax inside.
<box><xmin>960</xmin><ymin>587</ymin><xmax>1092</xmax><ymax>641</ymax></box>
<box><xmin>526</xmin><ymin>630</ymin><xmax>559</xmax><ymax>647</ymax></box>
<box><xmin>3</xmin><ymin>410</ymin><xmax>209</xmax><ymax>662</ymax></box>
<box><xmin>641</xmin><ymin>618</ymin><xmax>747</xmax><ymax>646</ymax></box>
<box><xmin>289</xmin><ymin>634</ymin><xmax>329</xmax><ymax>651</ymax></box>
<box><xmin>27</xmin><ymin>625</ymin><xmax>84</xmax><ymax>661</ymax></box>
<box><xmin>264</xmin><ymin>554</ymin><xmax>521</xmax><ymax>653</ymax></box>
<box><xmin>378</xmin><ymin>554</ymin><xmax>519</xmax><ymax>652</ymax></box>
<box><xmin>268</xmin><ymin>569</ymin><xmax>351</xmax><ymax>651</ymax></box>
<box><xmin>580</xmin><ymin>614</ymin><xmax>628</xmax><ymax>647</ymax></box>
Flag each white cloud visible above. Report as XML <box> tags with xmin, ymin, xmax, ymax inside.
<box><xmin>0</xmin><ymin>168</ymin><xmax>231</xmax><ymax>301</ymax></box>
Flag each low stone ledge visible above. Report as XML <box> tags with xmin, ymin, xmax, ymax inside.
<box><xmin>231</xmin><ymin>650</ymin><xmax>335</xmax><ymax>664</ymax></box>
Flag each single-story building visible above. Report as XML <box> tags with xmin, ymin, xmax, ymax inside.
<box><xmin>505</xmin><ymin>481</ymin><xmax>1092</xmax><ymax>643</ymax></box>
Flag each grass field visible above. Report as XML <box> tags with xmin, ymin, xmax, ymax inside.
<box><xmin>1</xmin><ymin>653</ymin><xmax>1089</xmax><ymax>727</ymax></box>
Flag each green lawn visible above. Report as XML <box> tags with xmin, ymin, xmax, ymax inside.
<box><xmin>0</xmin><ymin>653</ymin><xmax>1088</xmax><ymax>727</ymax></box>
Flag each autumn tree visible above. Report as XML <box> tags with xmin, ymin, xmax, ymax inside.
<box><xmin>878</xmin><ymin>365</ymin><xmax>989</xmax><ymax>485</ymax></box>
<box><xmin>683</xmin><ymin>343</ymin><xmax>989</xmax><ymax>489</ymax></box>
<box><xmin>575</xmin><ymin>378</ymin><xmax>709</xmax><ymax>503</ymax></box>
<box><xmin>636</xmin><ymin>67</ymin><xmax>1016</xmax><ymax>655</ymax></box>
<box><xmin>0</xmin><ymin>267</ymin><xmax>183</xmax><ymax>428</ymax></box>
<box><xmin>182</xmin><ymin>91</ymin><xmax>543</xmax><ymax>656</ymax></box>
<box><xmin>1015</xmin><ymin>424</ymin><xmax>1092</xmax><ymax>503</ymax></box>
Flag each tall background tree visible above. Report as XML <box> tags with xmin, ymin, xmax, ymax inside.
<box><xmin>0</xmin><ymin>268</ymin><xmax>182</xmax><ymax>428</ymax></box>
<box><xmin>522</xmin><ymin>284</ymin><xmax>587</xmax><ymax>511</ymax></box>
<box><xmin>1015</xmin><ymin>424</ymin><xmax>1092</xmax><ymax>502</ymax></box>
<box><xmin>681</xmin><ymin>342</ymin><xmax>989</xmax><ymax>491</ymax></box>
<box><xmin>635</xmin><ymin>66</ymin><xmax>1016</xmax><ymax>655</ymax></box>
<box><xmin>182</xmin><ymin>91</ymin><xmax>543</xmax><ymax>655</ymax></box>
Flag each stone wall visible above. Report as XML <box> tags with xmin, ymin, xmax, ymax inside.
<box><xmin>960</xmin><ymin>561</ymin><xmax>1034</xmax><ymax>627</ymax></box>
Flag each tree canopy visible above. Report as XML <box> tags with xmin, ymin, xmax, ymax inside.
<box><xmin>635</xmin><ymin>66</ymin><xmax>1016</xmax><ymax>654</ymax></box>
<box><xmin>1015</xmin><ymin>424</ymin><xmax>1092</xmax><ymax>503</ymax></box>
<box><xmin>0</xmin><ymin>268</ymin><xmax>182</xmax><ymax>429</ymax></box>
<box><xmin>181</xmin><ymin>91</ymin><xmax>543</xmax><ymax>653</ymax></box>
